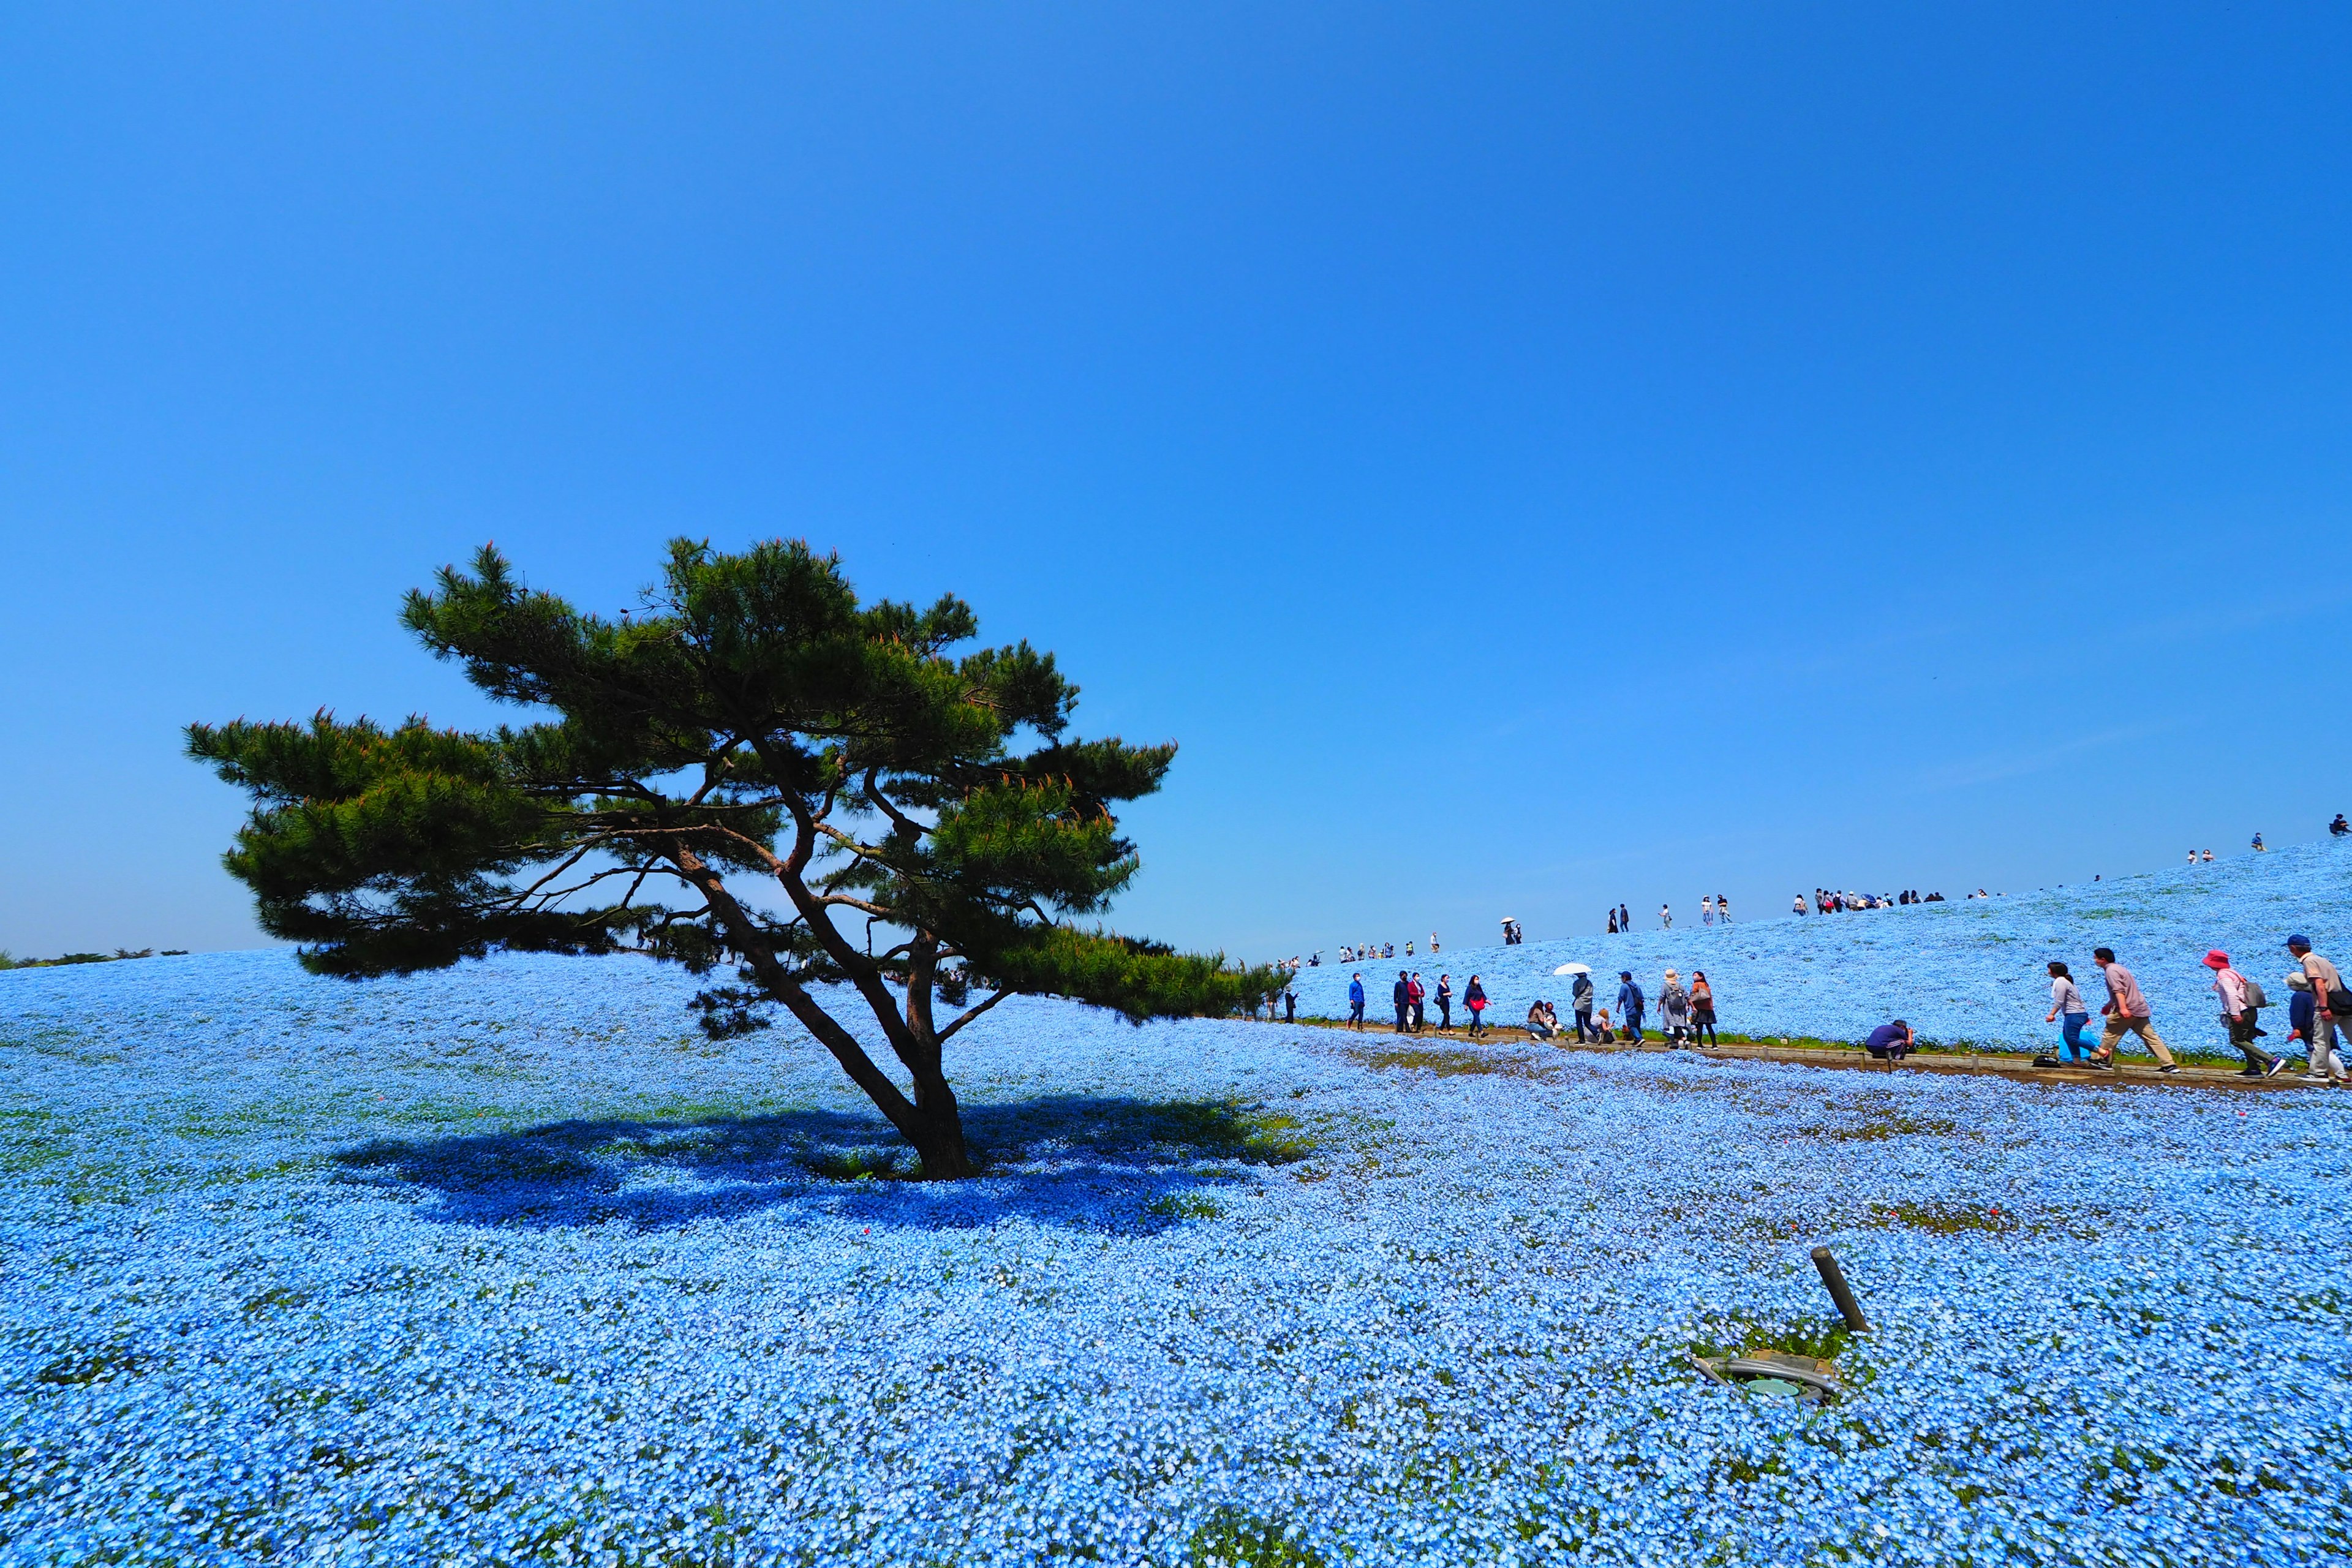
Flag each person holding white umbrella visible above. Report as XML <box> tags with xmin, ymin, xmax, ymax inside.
<box><xmin>1556</xmin><ymin>961</ymin><xmax>1596</xmax><ymax>1041</ymax></box>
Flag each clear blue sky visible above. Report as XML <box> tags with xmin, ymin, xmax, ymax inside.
<box><xmin>4</xmin><ymin>4</ymin><xmax>2348</xmax><ymax>960</ymax></box>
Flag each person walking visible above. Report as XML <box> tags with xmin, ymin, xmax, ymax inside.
<box><xmin>1408</xmin><ymin>971</ymin><xmax>1427</xmax><ymax>1033</ymax></box>
<box><xmin>1618</xmin><ymin>903</ymin><xmax>1631</xmax><ymax>933</ymax></box>
<box><xmin>1607</xmin><ymin>907</ymin><xmax>1619</xmax><ymax>933</ymax></box>
<box><xmin>2040</xmin><ymin>961</ymin><xmax>2098</xmax><ymax>1065</ymax></box>
<box><xmin>1717</xmin><ymin>894</ymin><xmax>1732</xmax><ymax>924</ymax></box>
<box><xmin>2203</xmin><ymin>949</ymin><xmax>2283</xmax><ymax>1077</ymax></box>
<box><xmin>2286</xmin><ymin>935</ymin><xmax>2350</xmax><ymax>1084</ymax></box>
<box><xmin>1616</xmin><ymin>970</ymin><xmax>1646</xmax><ymax>1043</ymax></box>
<box><xmin>1436</xmin><ymin>973</ymin><xmax>1453</xmax><ymax>1030</ymax></box>
<box><xmin>1392</xmin><ymin>971</ymin><xmax>1411</xmax><ymax>1034</ymax></box>
<box><xmin>1347</xmin><ymin>973</ymin><xmax>1366</xmax><ymax>1031</ymax></box>
<box><xmin>1659</xmin><ymin>902</ymin><xmax>1673</xmax><ymax>930</ymax></box>
<box><xmin>2087</xmin><ymin>948</ymin><xmax>2180</xmax><ymax>1072</ymax></box>
<box><xmin>1464</xmin><ymin>975</ymin><xmax>1488</xmax><ymax>1036</ymax></box>
<box><xmin>1570</xmin><ymin>970</ymin><xmax>1596</xmax><ymax>1041</ymax></box>
<box><xmin>2283</xmin><ymin>971</ymin><xmax>2316</xmax><ymax>1073</ymax></box>
<box><xmin>1659</xmin><ymin>970</ymin><xmax>1691</xmax><ymax>1045</ymax></box>
<box><xmin>1689</xmin><ymin>971</ymin><xmax>1717</xmax><ymax>1046</ymax></box>
<box><xmin>1701</xmin><ymin>895</ymin><xmax>1716</xmax><ymax>925</ymax></box>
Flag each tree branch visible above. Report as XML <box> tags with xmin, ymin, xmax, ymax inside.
<box><xmin>935</xmin><ymin>988</ymin><xmax>1011</xmax><ymax>1045</ymax></box>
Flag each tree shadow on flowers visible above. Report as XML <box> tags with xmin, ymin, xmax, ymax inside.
<box><xmin>328</xmin><ymin>1095</ymin><xmax>1317</xmax><ymax>1234</ymax></box>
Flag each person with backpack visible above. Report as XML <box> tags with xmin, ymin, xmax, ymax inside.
<box><xmin>1659</xmin><ymin>970</ymin><xmax>1691</xmax><ymax>1046</ymax></box>
<box><xmin>2086</xmin><ymin>948</ymin><xmax>2180</xmax><ymax>1072</ymax></box>
<box><xmin>1616</xmin><ymin>970</ymin><xmax>1646</xmax><ymax>1042</ymax></box>
<box><xmin>2286</xmin><ymin>935</ymin><xmax>2350</xmax><ymax>1084</ymax></box>
<box><xmin>1347</xmin><ymin>973</ymin><xmax>1366</xmax><ymax>1031</ymax></box>
<box><xmin>2204</xmin><ymin>949</ymin><xmax>2284</xmax><ymax>1076</ymax></box>
<box><xmin>2039</xmin><ymin>961</ymin><xmax>2098</xmax><ymax>1066</ymax></box>
<box><xmin>1464</xmin><ymin>975</ymin><xmax>1488</xmax><ymax>1036</ymax></box>
<box><xmin>1435</xmin><ymin>973</ymin><xmax>1453</xmax><ymax>1030</ymax></box>
<box><xmin>1689</xmin><ymin>971</ymin><xmax>1717</xmax><ymax>1046</ymax></box>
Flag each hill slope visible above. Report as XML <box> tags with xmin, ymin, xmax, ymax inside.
<box><xmin>1289</xmin><ymin>839</ymin><xmax>2352</xmax><ymax>1050</ymax></box>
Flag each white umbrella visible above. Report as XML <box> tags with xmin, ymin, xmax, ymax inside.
<box><xmin>1553</xmin><ymin>962</ymin><xmax>1590</xmax><ymax>976</ymax></box>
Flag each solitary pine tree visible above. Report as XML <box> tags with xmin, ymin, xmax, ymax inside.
<box><xmin>188</xmin><ymin>540</ymin><xmax>1286</xmax><ymax>1177</ymax></box>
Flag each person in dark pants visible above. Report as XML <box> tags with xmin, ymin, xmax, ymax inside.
<box><xmin>2204</xmin><ymin>949</ymin><xmax>2282</xmax><ymax>1076</ymax></box>
<box><xmin>1283</xmin><ymin>987</ymin><xmax>1296</xmax><ymax>1024</ymax></box>
<box><xmin>1571</xmin><ymin>971</ymin><xmax>1595</xmax><ymax>1041</ymax></box>
<box><xmin>1347</xmin><ymin>973</ymin><xmax>1366</xmax><ymax>1031</ymax></box>
<box><xmin>1689</xmin><ymin>971</ymin><xmax>1718</xmax><ymax>1046</ymax></box>
<box><xmin>1393</xmin><ymin>971</ymin><xmax>1411</xmax><ymax>1033</ymax></box>
<box><xmin>1615</xmin><ymin>971</ymin><xmax>1646</xmax><ymax>1042</ymax></box>
<box><xmin>1436</xmin><ymin>974</ymin><xmax>1453</xmax><ymax>1030</ymax></box>
<box><xmin>1864</xmin><ymin>1020</ymin><xmax>1915</xmax><ymax>1061</ymax></box>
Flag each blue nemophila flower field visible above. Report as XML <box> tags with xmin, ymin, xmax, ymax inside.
<box><xmin>2</xmin><ymin>846</ymin><xmax>2350</xmax><ymax>1566</ymax></box>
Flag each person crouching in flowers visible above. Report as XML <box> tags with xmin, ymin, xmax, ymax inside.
<box><xmin>1863</xmin><ymin>1019</ymin><xmax>1915</xmax><ymax>1062</ymax></box>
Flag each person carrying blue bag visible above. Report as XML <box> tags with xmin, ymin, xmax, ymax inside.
<box><xmin>2038</xmin><ymin>960</ymin><xmax>2098</xmax><ymax>1065</ymax></box>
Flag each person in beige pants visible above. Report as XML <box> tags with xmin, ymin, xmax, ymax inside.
<box><xmin>2089</xmin><ymin>946</ymin><xmax>2181</xmax><ymax>1072</ymax></box>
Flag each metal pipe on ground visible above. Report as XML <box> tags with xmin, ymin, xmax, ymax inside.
<box><xmin>1811</xmin><ymin>1245</ymin><xmax>1869</xmax><ymax>1333</ymax></box>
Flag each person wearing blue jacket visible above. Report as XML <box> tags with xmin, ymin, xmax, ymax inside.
<box><xmin>1616</xmin><ymin>971</ymin><xmax>1646</xmax><ymax>1043</ymax></box>
<box><xmin>1347</xmin><ymin>973</ymin><xmax>1366</xmax><ymax>1031</ymax></box>
<box><xmin>2283</xmin><ymin>971</ymin><xmax>2316</xmax><ymax>1071</ymax></box>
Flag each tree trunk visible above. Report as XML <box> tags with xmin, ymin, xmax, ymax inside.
<box><xmin>906</xmin><ymin>1060</ymin><xmax>974</xmax><ymax>1178</ymax></box>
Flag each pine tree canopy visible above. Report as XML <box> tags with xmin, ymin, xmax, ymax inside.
<box><xmin>187</xmin><ymin>539</ymin><xmax>1289</xmax><ymax>1177</ymax></box>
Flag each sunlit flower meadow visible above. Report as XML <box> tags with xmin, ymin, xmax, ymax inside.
<box><xmin>2</xmin><ymin>844</ymin><xmax>2348</xmax><ymax>1565</ymax></box>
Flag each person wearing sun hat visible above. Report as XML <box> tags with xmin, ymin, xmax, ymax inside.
<box><xmin>2204</xmin><ymin>949</ymin><xmax>2284</xmax><ymax>1077</ymax></box>
<box><xmin>2285</xmin><ymin>935</ymin><xmax>2349</xmax><ymax>1085</ymax></box>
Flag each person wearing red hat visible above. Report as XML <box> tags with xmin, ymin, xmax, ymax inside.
<box><xmin>2204</xmin><ymin>949</ymin><xmax>2285</xmax><ymax>1077</ymax></box>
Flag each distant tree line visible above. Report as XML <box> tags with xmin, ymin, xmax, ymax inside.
<box><xmin>0</xmin><ymin>948</ymin><xmax>187</xmax><ymax>970</ymax></box>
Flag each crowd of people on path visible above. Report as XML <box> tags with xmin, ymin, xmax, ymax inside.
<box><xmin>1314</xmin><ymin>930</ymin><xmax>2350</xmax><ymax>1090</ymax></box>
<box><xmin>1302</xmin><ymin>817</ymin><xmax>2351</xmax><ymax>1078</ymax></box>
<box><xmin>2015</xmin><ymin>935</ymin><xmax>2351</xmax><ymax>1084</ymax></box>
<box><xmin>1796</xmin><ymin>888</ymin><xmax>1944</xmax><ymax>914</ymax></box>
